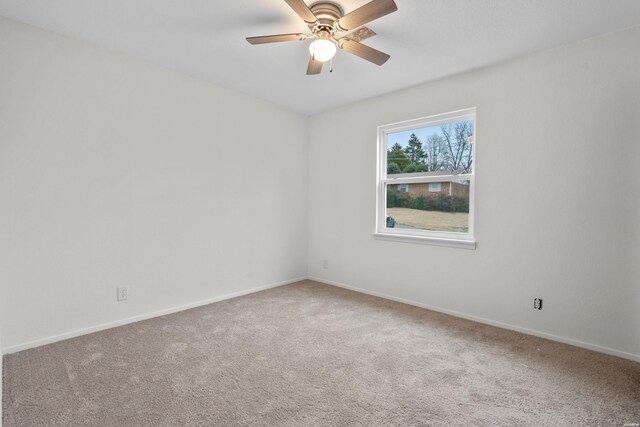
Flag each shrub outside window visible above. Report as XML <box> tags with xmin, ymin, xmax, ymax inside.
<box><xmin>375</xmin><ymin>108</ymin><xmax>476</xmax><ymax>248</ymax></box>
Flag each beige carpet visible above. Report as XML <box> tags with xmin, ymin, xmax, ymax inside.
<box><xmin>3</xmin><ymin>280</ymin><xmax>639</xmax><ymax>426</ymax></box>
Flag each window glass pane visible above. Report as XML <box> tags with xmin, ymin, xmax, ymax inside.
<box><xmin>386</xmin><ymin>119</ymin><xmax>474</xmax><ymax>175</ymax></box>
<box><xmin>385</xmin><ymin>180</ymin><xmax>470</xmax><ymax>233</ymax></box>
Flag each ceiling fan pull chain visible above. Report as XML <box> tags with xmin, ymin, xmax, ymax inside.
<box><xmin>330</xmin><ymin>58</ymin><xmax>333</xmax><ymax>73</ymax></box>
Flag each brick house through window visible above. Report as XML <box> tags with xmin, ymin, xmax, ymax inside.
<box><xmin>391</xmin><ymin>181</ymin><xmax>469</xmax><ymax>198</ymax></box>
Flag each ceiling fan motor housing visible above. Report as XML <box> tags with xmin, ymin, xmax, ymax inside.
<box><xmin>309</xmin><ymin>2</ymin><xmax>343</xmax><ymax>33</ymax></box>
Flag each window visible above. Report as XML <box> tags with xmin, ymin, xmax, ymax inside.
<box><xmin>375</xmin><ymin>108</ymin><xmax>476</xmax><ymax>249</ymax></box>
<box><xmin>428</xmin><ymin>183</ymin><xmax>442</xmax><ymax>193</ymax></box>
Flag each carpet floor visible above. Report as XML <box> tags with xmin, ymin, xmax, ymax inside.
<box><xmin>3</xmin><ymin>280</ymin><xmax>640</xmax><ymax>426</ymax></box>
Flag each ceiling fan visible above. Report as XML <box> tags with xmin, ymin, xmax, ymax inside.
<box><xmin>246</xmin><ymin>0</ymin><xmax>398</xmax><ymax>75</ymax></box>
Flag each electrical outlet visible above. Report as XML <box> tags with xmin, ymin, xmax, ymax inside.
<box><xmin>323</xmin><ymin>259</ymin><xmax>329</xmax><ymax>269</ymax></box>
<box><xmin>533</xmin><ymin>298</ymin><xmax>543</xmax><ymax>310</ymax></box>
<box><xmin>117</xmin><ymin>287</ymin><xmax>128</xmax><ymax>302</ymax></box>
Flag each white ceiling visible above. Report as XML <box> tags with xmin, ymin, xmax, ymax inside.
<box><xmin>1</xmin><ymin>0</ymin><xmax>640</xmax><ymax>115</ymax></box>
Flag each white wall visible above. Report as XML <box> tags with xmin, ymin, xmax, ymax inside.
<box><xmin>0</xmin><ymin>17</ymin><xmax>309</xmax><ymax>351</ymax></box>
<box><xmin>1</xmin><ymin>16</ymin><xmax>638</xmax><ymax>364</ymax></box>
<box><xmin>308</xmin><ymin>27</ymin><xmax>640</xmax><ymax>360</ymax></box>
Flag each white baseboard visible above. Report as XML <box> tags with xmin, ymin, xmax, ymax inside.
<box><xmin>309</xmin><ymin>276</ymin><xmax>640</xmax><ymax>363</ymax></box>
<box><xmin>6</xmin><ymin>275</ymin><xmax>639</xmax><ymax>363</ymax></box>
<box><xmin>3</xmin><ymin>277</ymin><xmax>306</xmax><ymax>355</ymax></box>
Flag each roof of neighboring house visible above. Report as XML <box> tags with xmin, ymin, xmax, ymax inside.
<box><xmin>389</xmin><ymin>170</ymin><xmax>466</xmax><ymax>179</ymax></box>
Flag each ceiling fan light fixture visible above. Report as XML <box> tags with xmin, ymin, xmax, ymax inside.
<box><xmin>309</xmin><ymin>39</ymin><xmax>336</xmax><ymax>62</ymax></box>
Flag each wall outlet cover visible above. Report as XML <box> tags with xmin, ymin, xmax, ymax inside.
<box><xmin>117</xmin><ymin>287</ymin><xmax>128</xmax><ymax>302</ymax></box>
<box><xmin>534</xmin><ymin>298</ymin><xmax>543</xmax><ymax>310</ymax></box>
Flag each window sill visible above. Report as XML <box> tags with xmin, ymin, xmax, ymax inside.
<box><xmin>373</xmin><ymin>232</ymin><xmax>477</xmax><ymax>249</ymax></box>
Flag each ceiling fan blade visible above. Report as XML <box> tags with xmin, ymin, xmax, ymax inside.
<box><xmin>307</xmin><ymin>55</ymin><xmax>323</xmax><ymax>75</ymax></box>
<box><xmin>246</xmin><ymin>33</ymin><xmax>307</xmax><ymax>45</ymax></box>
<box><xmin>284</xmin><ymin>0</ymin><xmax>319</xmax><ymax>26</ymax></box>
<box><xmin>345</xmin><ymin>26</ymin><xmax>376</xmax><ymax>42</ymax></box>
<box><xmin>339</xmin><ymin>39</ymin><xmax>390</xmax><ymax>65</ymax></box>
<box><xmin>335</xmin><ymin>0</ymin><xmax>398</xmax><ymax>32</ymax></box>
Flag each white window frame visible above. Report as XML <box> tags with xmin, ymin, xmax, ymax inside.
<box><xmin>375</xmin><ymin>107</ymin><xmax>477</xmax><ymax>249</ymax></box>
<box><xmin>428</xmin><ymin>183</ymin><xmax>442</xmax><ymax>193</ymax></box>
<box><xmin>397</xmin><ymin>184</ymin><xmax>409</xmax><ymax>193</ymax></box>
